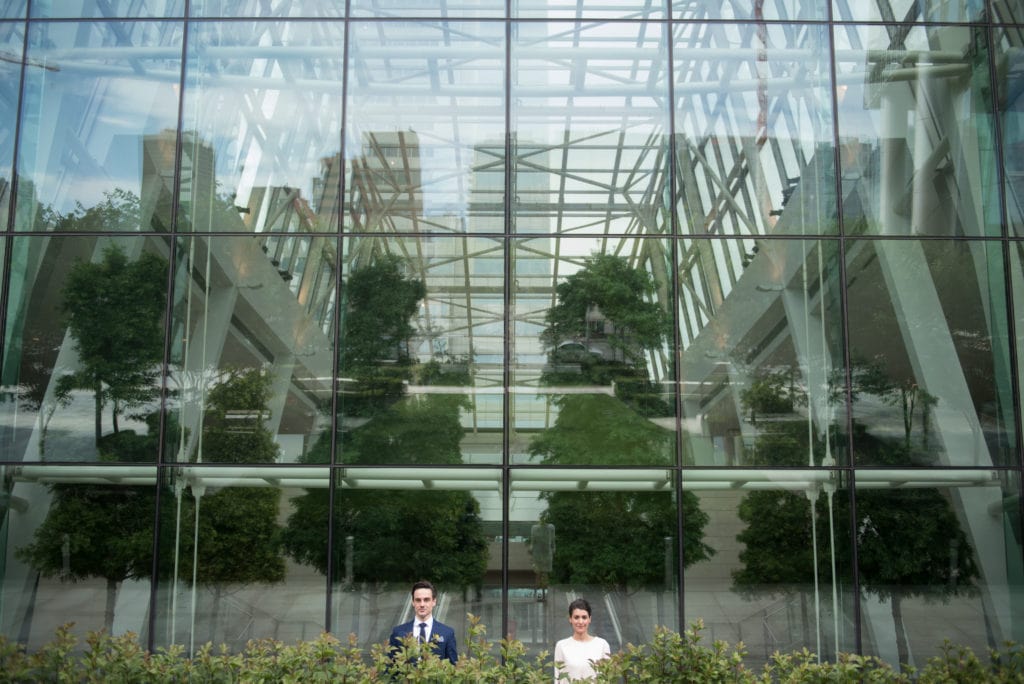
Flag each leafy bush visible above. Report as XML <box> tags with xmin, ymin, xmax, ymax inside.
<box><xmin>2</xmin><ymin>617</ymin><xmax>1023</xmax><ymax>683</ymax></box>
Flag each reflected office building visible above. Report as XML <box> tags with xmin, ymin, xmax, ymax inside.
<box><xmin>2</xmin><ymin>0</ymin><xmax>1024</xmax><ymax>671</ymax></box>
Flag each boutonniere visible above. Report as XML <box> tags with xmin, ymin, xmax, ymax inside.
<box><xmin>436</xmin><ymin>635</ymin><xmax>445</xmax><ymax>642</ymax></box>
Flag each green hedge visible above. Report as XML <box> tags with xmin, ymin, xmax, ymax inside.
<box><xmin>2</xmin><ymin>617</ymin><xmax>1022</xmax><ymax>683</ymax></box>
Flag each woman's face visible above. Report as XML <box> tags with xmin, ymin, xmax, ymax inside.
<box><xmin>569</xmin><ymin>608</ymin><xmax>591</xmax><ymax>637</ymax></box>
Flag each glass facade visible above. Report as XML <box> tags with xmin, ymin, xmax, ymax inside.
<box><xmin>0</xmin><ymin>0</ymin><xmax>1023</xmax><ymax>672</ymax></box>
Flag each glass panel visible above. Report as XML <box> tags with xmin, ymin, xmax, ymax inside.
<box><xmin>855</xmin><ymin>474</ymin><xmax>1024</xmax><ymax>667</ymax></box>
<box><xmin>352</xmin><ymin>0</ymin><xmax>502</xmax><ymax>18</ymax></box>
<box><xmin>30</xmin><ymin>0</ymin><xmax>184</xmax><ymax>17</ymax></box>
<box><xmin>337</xmin><ymin>237</ymin><xmax>502</xmax><ymax>465</ymax></box>
<box><xmin>834</xmin><ymin>24</ymin><xmax>999</xmax><ymax>237</ymax></box>
<box><xmin>1010</xmin><ymin>241</ymin><xmax>1024</xmax><ymax>440</ymax></box>
<box><xmin>511</xmin><ymin>237</ymin><xmax>674</xmax><ymax>466</ymax></box>
<box><xmin>678</xmin><ymin>239</ymin><xmax>846</xmax><ymax>467</ymax></box>
<box><xmin>179</xmin><ymin>21</ymin><xmax>344</xmax><ymax>233</ymax></box>
<box><xmin>0</xmin><ymin>22</ymin><xmax>22</xmax><ymax>225</ymax></box>
<box><xmin>154</xmin><ymin>465</ymin><xmax>327</xmax><ymax>649</ymax></box>
<box><xmin>0</xmin><ymin>2</ymin><xmax>25</xmax><ymax>18</ymax></box>
<box><xmin>997</xmin><ymin>25</ymin><xmax>1024</xmax><ymax>237</ymax></box>
<box><xmin>992</xmin><ymin>0</ymin><xmax>1024</xmax><ymax>22</ymax></box>
<box><xmin>14</xmin><ymin>21</ymin><xmax>183</xmax><ymax>232</ymax></box>
<box><xmin>674</xmin><ymin>23</ymin><xmax>837</xmax><ymax>237</ymax></box>
<box><xmin>190</xmin><ymin>0</ymin><xmax>344</xmax><ymax>17</ymax></box>
<box><xmin>509</xmin><ymin>468</ymin><xmax>684</xmax><ymax>659</ymax></box>
<box><xmin>511</xmin><ymin>21</ymin><xmax>670</xmax><ymax>235</ymax></box>
<box><xmin>684</xmin><ymin>469</ymin><xmax>854</xmax><ymax>671</ymax></box>
<box><xmin>833</xmin><ymin>0</ymin><xmax>984</xmax><ymax>22</ymax></box>
<box><xmin>1</xmin><ymin>463</ymin><xmax>158</xmax><ymax>647</ymax></box>
<box><xmin>515</xmin><ymin>0</ymin><xmax>665</xmax><ymax>19</ymax></box>
<box><xmin>0</xmin><ymin>236</ymin><xmax>169</xmax><ymax>463</ymax></box>
<box><xmin>168</xmin><ymin>235</ymin><xmax>336</xmax><ymax>464</ymax></box>
<box><xmin>675</xmin><ymin>0</ymin><xmax>825</xmax><ymax>20</ymax></box>
<box><xmin>845</xmin><ymin>239</ymin><xmax>1015</xmax><ymax>466</ymax></box>
<box><xmin>327</xmin><ymin>475</ymin><xmax>499</xmax><ymax>652</ymax></box>
<box><xmin>344</xmin><ymin>21</ymin><xmax>504</xmax><ymax>235</ymax></box>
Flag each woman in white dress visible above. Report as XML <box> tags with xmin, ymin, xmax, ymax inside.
<box><xmin>553</xmin><ymin>598</ymin><xmax>611</xmax><ymax>682</ymax></box>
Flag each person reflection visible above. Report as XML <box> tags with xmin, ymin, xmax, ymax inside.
<box><xmin>553</xmin><ymin>598</ymin><xmax>610</xmax><ymax>682</ymax></box>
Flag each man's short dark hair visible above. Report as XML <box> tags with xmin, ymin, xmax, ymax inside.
<box><xmin>568</xmin><ymin>597</ymin><xmax>592</xmax><ymax>617</ymax></box>
<box><xmin>412</xmin><ymin>579</ymin><xmax>437</xmax><ymax>598</ymax></box>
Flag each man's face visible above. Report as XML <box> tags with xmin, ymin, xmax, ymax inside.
<box><xmin>412</xmin><ymin>588</ymin><xmax>436</xmax><ymax>621</ymax></box>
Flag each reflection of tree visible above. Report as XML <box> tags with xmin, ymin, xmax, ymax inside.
<box><xmin>282</xmin><ymin>256</ymin><xmax>487</xmax><ymax>594</ymax></box>
<box><xmin>58</xmin><ymin>241</ymin><xmax>167</xmax><ymax>442</ymax></box>
<box><xmin>732</xmin><ymin>366</ymin><xmax>977</xmax><ymax>667</ymax></box>
<box><xmin>531</xmin><ymin>254</ymin><xmax>712</xmax><ymax>591</ymax></box>
<box><xmin>176</xmin><ymin>368</ymin><xmax>287</xmax><ymax>643</ymax></box>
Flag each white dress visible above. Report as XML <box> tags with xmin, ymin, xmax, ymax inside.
<box><xmin>553</xmin><ymin>635</ymin><xmax>611</xmax><ymax>681</ymax></box>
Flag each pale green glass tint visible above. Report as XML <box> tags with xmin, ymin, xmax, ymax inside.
<box><xmin>833</xmin><ymin>0</ymin><xmax>984</xmax><ymax>22</ymax></box>
<box><xmin>190</xmin><ymin>0</ymin><xmax>343</xmax><ymax>17</ymax></box>
<box><xmin>515</xmin><ymin>0</ymin><xmax>666</xmax><ymax>19</ymax></box>
<box><xmin>167</xmin><ymin>235</ymin><xmax>336</xmax><ymax>464</ymax></box>
<box><xmin>674</xmin><ymin>0</ymin><xmax>826</xmax><ymax>19</ymax></box>
<box><xmin>344</xmin><ymin>21</ymin><xmax>505</xmax><ymax>235</ymax></box>
<box><xmin>0</xmin><ymin>464</ymin><xmax>158</xmax><ymax>647</ymax></box>
<box><xmin>152</xmin><ymin>467</ymin><xmax>327</xmax><ymax>649</ymax></box>
<box><xmin>509</xmin><ymin>469</ymin><xmax>681</xmax><ymax>658</ymax></box>
<box><xmin>329</xmin><ymin>476</ymin><xmax>500</xmax><ymax>648</ymax></box>
<box><xmin>14</xmin><ymin>21</ymin><xmax>183</xmax><ymax>232</ymax></box>
<box><xmin>510</xmin><ymin>237</ymin><xmax>675</xmax><ymax>465</ymax></box>
<box><xmin>682</xmin><ymin>470</ymin><xmax>855</xmax><ymax>671</ymax></box>
<box><xmin>336</xmin><ymin>236</ymin><xmax>503</xmax><ymax>465</ymax></box>
<box><xmin>845</xmin><ymin>239</ymin><xmax>1015</xmax><ymax>466</ymax></box>
<box><xmin>0</xmin><ymin>236</ymin><xmax>170</xmax><ymax>463</ymax></box>
<box><xmin>834</xmin><ymin>24</ymin><xmax>999</xmax><ymax>236</ymax></box>
<box><xmin>179</xmin><ymin>21</ymin><xmax>344</xmax><ymax>233</ymax></box>
<box><xmin>674</xmin><ymin>23</ymin><xmax>837</xmax><ymax>237</ymax></box>
<box><xmin>992</xmin><ymin>0</ymin><xmax>1024</xmax><ymax>22</ymax></box>
<box><xmin>0</xmin><ymin>22</ymin><xmax>22</xmax><ymax>225</ymax></box>
<box><xmin>0</xmin><ymin>2</ymin><xmax>25</xmax><ymax>18</ymax></box>
<box><xmin>352</xmin><ymin>0</ymin><xmax>502</xmax><ymax>18</ymax></box>
<box><xmin>30</xmin><ymin>0</ymin><xmax>184</xmax><ymax>17</ymax></box>
<box><xmin>855</xmin><ymin>475</ymin><xmax>1024</xmax><ymax>661</ymax></box>
<box><xmin>678</xmin><ymin>239</ymin><xmax>846</xmax><ymax>467</ymax></box>
<box><xmin>996</xmin><ymin>26</ymin><xmax>1024</xmax><ymax>237</ymax></box>
<box><xmin>1009</xmin><ymin>241</ymin><xmax>1024</xmax><ymax>445</ymax></box>
<box><xmin>511</xmin><ymin>22</ymin><xmax>671</xmax><ymax>235</ymax></box>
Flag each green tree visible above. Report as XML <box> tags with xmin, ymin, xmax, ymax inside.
<box><xmin>57</xmin><ymin>240</ymin><xmax>167</xmax><ymax>441</ymax></box>
<box><xmin>530</xmin><ymin>254</ymin><xmax>712</xmax><ymax>592</ymax></box>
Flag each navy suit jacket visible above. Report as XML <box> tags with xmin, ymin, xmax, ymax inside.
<box><xmin>388</xmin><ymin>619</ymin><xmax>458</xmax><ymax>664</ymax></box>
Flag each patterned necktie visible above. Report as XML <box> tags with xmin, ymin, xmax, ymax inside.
<box><xmin>418</xmin><ymin>622</ymin><xmax>427</xmax><ymax>643</ymax></box>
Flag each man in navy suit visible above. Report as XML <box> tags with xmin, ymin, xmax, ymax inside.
<box><xmin>388</xmin><ymin>580</ymin><xmax>458</xmax><ymax>664</ymax></box>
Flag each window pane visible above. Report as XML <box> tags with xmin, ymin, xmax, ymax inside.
<box><xmin>684</xmin><ymin>470</ymin><xmax>855</xmax><ymax>670</ymax></box>
<box><xmin>996</xmin><ymin>25</ymin><xmax>1024</xmax><ymax>237</ymax></box>
<box><xmin>679</xmin><ymin>239</ymin><xmax>846</xmax><ymax>467</ymax></box>
<box><xmin>14</xmin><ymin>21</ymin><xmax>183</xmax><ymax>232</ymax></box>
<box><xmin>845</xmin><ymin>239</ymin><xmax>1015</xmax><ymax>466</ymax></box>
<box><xmin>168</xmin><ymin>235</ymin><xmax>336</xmax><ymax>464</ymax></box>
<box><xmin>153</xmin><ymin>466</ymin><xmax>327</xmax><ymax>649</ymax></box>
<box><xmin>510</xmin><ymin>468</ymin><xmax>684</xmax><ymax>657</ymax></box>
<box><xmin>833</xmin><ymin>0</ymin><xmax>984</xmax><ymax>22</ymax></box>
<box><xmin>180</xmin><ymin>21</ymin><xmax>344</xmax><ymax>233</ymax></box>
<box><xmin>992</xmin><ymin>0</ymin><xmax>1024</xmax><ymax>22</ymax></box>
<box><xmin>344</xmin><ymin>21</ymin><xmax>504</xmax><ymax>235</ymax></box>
<box><xmin>1</xmin><ymin>236</ymin><xmax>169</xmax><ymax>463</ymax></box>
<box><xmin>31</xmin><ymin>1</ymin><xmax>184</xmax><ymax>18</ymax></box>
<box><xmin>1</xmin><ymin>463</ymin><xmax>158</xmax><ymax>647</ymax></box>
<box><xmin>190</xmin><ymin>0</ymin><xmax>344</xmax><ymax>17</ymax></box>
<box><xmin>512</xmin><ymin>237</ymin><xmax>674</xmax><ymax>465</ymax></box>
<box><xmin>328</xmin><ymin>475</ymin><xmax>499</xmax><ymax>651</ymax></box>
<box><xmin>835</xmin><ymin>24</ymin><xmax>998</xmax><ymax>236</ymax></box>
<box><xmin>337</xmin><ymin>237</ymin><xmax>502</xmax><ymax>465</ymax></box>
<box><xmin>675</xmin><ymin>0</ymin><xmax>825</xmax><ymax>20</ymax></box>
<box><xmin>515</xmin><ymin>0</ymin><xmax>665</xmax><ymax>19</ymax></box>
<box><xmin>0</xmin><ymin>22</ymin><xmax>22</xmax><ymax>224</ymax></box>
<box><xmin>674</xmin><ymin>23</ymin><xmax>836</xmax><ymax>237</ymax></box>
<box><xmin>1</xmin><ymin>2</ymin><xmax>25</xmax><ymax>18</ymax></box>
<box><xmin>511</xmin><ymin>21</ymin><xmax>670</xmax><ymax>235</ymax></box>
<box><xmin>352</xmin><ymin>0</ymin><xmax>502</xmax><ymax>18</ymax></box>
<box><xmin>855</xmin><ymin>476</ymin><xmax>1024</xmax><ymax>664</ymax></box>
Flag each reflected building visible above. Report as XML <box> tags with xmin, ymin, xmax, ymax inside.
<box><xmin>0</xmin><ymin>0</ymin><xmax>1023</xmax><ymax>673</ymax></box>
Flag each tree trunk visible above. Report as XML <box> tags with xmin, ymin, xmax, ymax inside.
<box><xmin>891</xmin><ymin>592</ymin><xmax>910</xmax><ymax>671</ymax></box>
<box><xmin>94</xmin><ymin>382</ymin><xmax>104</xmax><ymax>444</ymax></box>
<box><xmin>104</xmin><ymin>577</ymin><xmax>120</xmax><ymax>633</ymax></box>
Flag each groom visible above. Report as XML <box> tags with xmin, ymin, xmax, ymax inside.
<box><xmin>388</xmin><ymin>580</ymin><xmax>458</xmax><ymax>664</ymax></box>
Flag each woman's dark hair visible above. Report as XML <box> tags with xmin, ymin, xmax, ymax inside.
<box><xmin>568</xmin><ymin>598</ymin><xmax>592</xmax><ymax>617</ymax></box>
